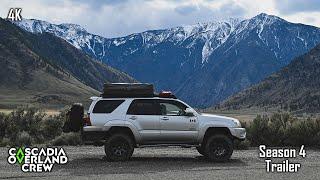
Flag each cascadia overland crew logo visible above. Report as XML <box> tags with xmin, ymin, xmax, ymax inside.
<box><xmin>7</xmin><ymin>147</ymin><xmax>68</xmax><ymax>172</ymax></box>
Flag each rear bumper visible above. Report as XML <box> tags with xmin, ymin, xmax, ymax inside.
<box><xmin>81</xmin><ymin>126</ymin><xmax>106</xmax><ymax>144</ymax></box>
<box><xmin>229</xmin><ymin>127</ymin><xmax>246</xmax><ymax>140</ymax></box>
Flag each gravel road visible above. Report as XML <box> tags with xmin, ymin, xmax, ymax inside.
<box><xmin>0</xmin><ymin>146</ymin><xmax>319</xmax><ymax>180</ymax></box>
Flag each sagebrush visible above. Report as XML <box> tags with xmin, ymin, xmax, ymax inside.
<box><xmin>0</xmin><ymin>107</ymin><xmax>319</xmax><ymax>148</ymax></box>
<box><xmin>247</xmin><ymin>112</ymin><xmax>320</xmax><ymax>148</ymax></box>
<box><xmin>0</xmin><ymin>106</ymin><xmax>71</xmax><ymax>146</ymax></box>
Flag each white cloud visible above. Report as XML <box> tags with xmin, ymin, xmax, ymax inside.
<box><xmin>274</xmin><ymin>0</ymin><xmax>320</xmax><ymax>15</ymax></box>
<box><xmin>0</xmin><ymin>0</ymin><xmax>319</xmax><ymax>38</ymax></box>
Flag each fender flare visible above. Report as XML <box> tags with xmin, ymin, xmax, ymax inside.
<box><xmin>104</xmin><ymin>120</ymin><xmax>142</xmax><ymax>143</ymax></box>
<box><xmin>198</xmin><ymin>125</ymin><xmax>231</xmax><ymax>144</ymax></box>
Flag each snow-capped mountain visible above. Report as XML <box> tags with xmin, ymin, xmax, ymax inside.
<box><xmin>15</xmin><ymin>17</ymin><xmax>241</xmax><ymax>64</ymax></box>
<box><xmin>14</xmin><ymin>13</ymin><xmax>320</xmax><ymax>107</ymax></box>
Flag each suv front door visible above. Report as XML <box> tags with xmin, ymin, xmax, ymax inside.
<box><xmin>126</xmin><ymin>99</ymin><xmax>161</xmax><ymax>143</ymax></box>
<box><xmin>158</xmin><ymin>100</ymin><xmax>198</xmax><ymax>144</ymax></box>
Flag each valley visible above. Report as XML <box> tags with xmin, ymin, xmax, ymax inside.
<box><xmin>220</xmin><ymin>43</ymin><xmax>320</xmax><ymax>113</ymax></box>
<box><xmin>1</xmin><ymin>13</ymin><xmax>320</xmax><ymax>112</ymax></box>
<box><xmin>14</xmin><ymin>13</ymin><xmax>320</xmax><ymax>107</ymax></box>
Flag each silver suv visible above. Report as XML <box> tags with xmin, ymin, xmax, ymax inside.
<box><xmin>82</xmin><ymin>95</ymin><xmax>246</xmax><ymax>162</ymax></box>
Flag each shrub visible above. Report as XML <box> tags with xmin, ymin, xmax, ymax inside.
<box><xmin>2</xmin><ymin>106</ymin><xmax>68</xmax><ymax>146</ymax></box>
<box><xmin>15</xmin><ymin>131</ymin><xmax>32</xmax><ymax>146</ymax></box>
<box><xmin>246</xmin><ymin>112</ymin><xmax>320</xmax><ymax>148</ymax></box>
<box><xmin>0</xmin><ymin>112</ymin><xmax>7</xmax><ymax>138</ymax></box>
<box><xmin>5</xmin><ymin>106</ymin><xmax>45</xmax><ymax>144</ymax></box>
<box><xmin>247</xmin><ymin>115</ymin><xmax>270</xmax><ymax>146</ymax></box>
<box><xmin>285</xmin><ymin>118</ymin><xmax>320</xmax><ymax>147</ymax></box>
<box><xmin>50</xmin><ymin>132</ymin><xmax>82</xmax><ymax>146</ymax></box>
<box><xmin>234</xmin><ymin>139</ymin><xmax>250</xmax><ymax>150</ymax></box>
<box><xmin>41</xmin><ymin>115</ymin><xmax>64</xmax><ymax>140</ymax></box>
<box><xmin>0</xmin><ymin>137</ymin><xmax>10</xmax><ymax>147</ymax></box>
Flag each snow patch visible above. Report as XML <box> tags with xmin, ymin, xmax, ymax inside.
<box><xmin>113</xmin><ymin>39</ymin><xmax>126</xmax><ymax>46</ymax></box>
<box><xmin>202</xmin><ymin>41</ymin><xmax>212</xmax><ymax>63</ymax></box>
<box><xmin>297</xmin><ymin>31</ymin><xmax>307</xmax><ymax>48</ymax></box>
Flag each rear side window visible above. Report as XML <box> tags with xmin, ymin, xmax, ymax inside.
<box><xmin>93</xmin><ymin>100</ymin><xmax>124</xmax><ymax>113</ymax></box>
<box><xmin>127</xmin><ymin>99</ymin><xmax>160</xmax><ymax>115</ymax></box>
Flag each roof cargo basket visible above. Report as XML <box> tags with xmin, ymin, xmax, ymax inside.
<box><xmin>101</xmin><ymin>83</ymin><xmax>154</xmax><ymax>98</ymax></box>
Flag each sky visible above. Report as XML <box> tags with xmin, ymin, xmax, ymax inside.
<box><xmin>1</xmin><ymin>0</ymin><xmax>320</xmax><ymax>38</ymax></box>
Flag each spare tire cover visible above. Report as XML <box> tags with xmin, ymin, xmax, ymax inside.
<box><xmin>63</xmin><ymin>103</ymin><xmax>84</xmax><ymax>132</ymax></box>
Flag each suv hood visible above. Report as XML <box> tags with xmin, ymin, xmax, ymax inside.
<box><xmin>198</xmin><ymin>113</ymin><xmax>240</xmax><ymax>127</ymax></box>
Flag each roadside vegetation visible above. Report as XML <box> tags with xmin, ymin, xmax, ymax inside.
<box><xmin>0</xmin><ymin>107</ymin><xmax>319</xmax><ymax>149</ymax></box>
<box><xmin>0</xmin><ymin>106</ymin><xmax>81</xmax><ymax>147</ymax></box>
<box><xmin>236</xmin><ymin>112</ymin><xmax>320</xmax><ymax>149</ymax></box>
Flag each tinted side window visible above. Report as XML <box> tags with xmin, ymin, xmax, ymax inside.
<box><xmin>127</xmin><ymin>99</ymin><xmax>160</xmax><ymax>115</ymax></box>
<box><xmin>159</xmin><ymin>100</ymin><xmax>187</xmax><ymax>116</ymax></box>
<box><xmin>93</xmin><ymin>100</ymin><xmax>124</xmax><ymax>113</ymax></box>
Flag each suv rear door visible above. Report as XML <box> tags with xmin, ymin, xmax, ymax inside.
<box><xmin>126</xmin><ymin>99</ymin><xmax>161</xmax><ymax>143</ymax></box>
<box><xmin>158</xmin><ymin>100</ymin><xmax>198</xmax><ymax>143</ymax></box>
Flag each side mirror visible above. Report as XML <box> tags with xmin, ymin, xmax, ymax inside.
<box><xmin>184</xmin><ymin>108</ymin><xmax>195</xmax><ymax>116</ymax></box>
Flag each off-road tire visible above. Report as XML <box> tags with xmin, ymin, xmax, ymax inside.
<box><xmin>204</xmin><ymin>134</ymin><xmax>233</xmax><ymax>162</ymax></box>
<box><xmin>196</xmin><ymin>146</ymin><xmax>206</xmax><ymax>156</ymax></box>
<box><xmin>104</xmin><ymin>133</ymin><xmax>134</xmax><ymax>161</ymax></box>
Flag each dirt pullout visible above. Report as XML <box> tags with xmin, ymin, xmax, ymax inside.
<box><xmin>0</xmin><ymin>146</ymin><xmax>319</xmax><ymax>179</ymax></box>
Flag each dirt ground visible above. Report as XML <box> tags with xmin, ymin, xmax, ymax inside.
<box><xmin>0</xmin><ymin>146</ymin><xmax>319</xmax><ymax>180</ymax></box>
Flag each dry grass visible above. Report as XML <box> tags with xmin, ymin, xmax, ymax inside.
<box><xmin>203</xmin><ymin>107</ymin><xmax>320</xmax><ymax>125</ymax></box>
<box><xmin>203</xmin><ymin>107</ymin><xmax>279</xmax><ymax>124</ymax></box>
<box><xmin>0</xmin><ymin>109</ymin><xmax>60</xmax><ymax>116</ymax></box>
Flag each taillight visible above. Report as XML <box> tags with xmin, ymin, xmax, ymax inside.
<box><xmin>83</xmin><ymin>117</ymin><xmax>91</xmax><ymax>126</ymax></box>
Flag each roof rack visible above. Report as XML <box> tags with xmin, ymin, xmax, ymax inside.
<box><xmin>100</xmin><ymin>83</ymin><xmax>176</xmax><ymax>99</ymax></box>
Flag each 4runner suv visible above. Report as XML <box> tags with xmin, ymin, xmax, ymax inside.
<box><xmin>79</xmin><ymin>84</ymin><xmax>246</xmax><ymax>162</ymax></box>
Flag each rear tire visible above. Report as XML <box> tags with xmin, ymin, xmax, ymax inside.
<box><xmin>104</xmin><ymin>133</ymin><xmax>134</xmax><ymax>161</ymax></box>
<box><xmin>204</xmin><ymin>134</ymin><xmax>233</xmax><ymax>162</ymax></box>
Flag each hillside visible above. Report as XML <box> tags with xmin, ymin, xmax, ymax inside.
<box><xmin>219</xmin><ymin>43</ymin><xmax>320</xmax><ymax>113</ymax></box>
<box><xmin>14</xmin><ymin>13</ymin><xmax>320</xmax><ymax>107</ymax></box>
<box><xmin>0</xmin><ymin>18</ymin><xmax>135</xmax><ymax>108</ymax></box>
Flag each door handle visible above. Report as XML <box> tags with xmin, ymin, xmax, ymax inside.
<box><xmin>129</xmin><ymin>116</ymin><xmax>137</xmax><ymax>120</ymax></box>
<box><xmin>161</xmin><ymin>117</ymin><xmax>169</xmax><ymax>121</ymax></box>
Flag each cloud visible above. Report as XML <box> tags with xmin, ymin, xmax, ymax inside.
<box><xmin>274</xmin><ymin>0</ymin><xmax>320</xmax><ymax>15</ymax></box>
<box><xmin>219</xmin><ymin>1</ymin><xmax>245</xmax><ymax>17</ymax></box>
<box><xmin>71</xmin><ymin>0</ymin><xmax>129</xmax><ymax>9</ymax></box>
<box><xmin>174</xmin><ymin>4</ymin><xmax>198</xmax><ymax>15</ymax></box>
<box><xmin>0</xmin><ymin>0</ymin><xmax>319</xmax><ymax>38</ymax></box>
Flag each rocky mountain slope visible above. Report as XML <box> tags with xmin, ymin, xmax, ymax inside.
<box><xmin>219</xmin><ymin>43</ymin><xmax>320</xmax><ymax>113</ymax></box>
<box><xmin>0</xmin><ymin>18</ymin><xmax>134</xmax><ymax>108</ymax></box>
<box><xmin>14</xmin><ymin>13</ymin><xmax>320</xmax><ymax>107</ymax></box>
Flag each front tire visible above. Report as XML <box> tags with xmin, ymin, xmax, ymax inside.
<box><xmin>104</xmin><ymin>133</ymin><xmax>134</xmax><ymax>161</ymax></box>
<box><xmin>204</xmin><ymin>134</ymin><xmax>233</xmax><ymax>162</ymax></box>
<box><xmin>196</xmin><ymin>146</ymin><xmax>206</xmax><ymax>156</ymax></box>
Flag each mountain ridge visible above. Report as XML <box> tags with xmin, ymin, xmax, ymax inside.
<box><xmin>14</xmin><ymin>13</ymin><xmax>320</xmax><ymax>107</ymax></box>
<box><xmin>218</xmin><ymin>43</ymin><xmax>320</xmax><ymax>113</ymax></box>
<box><xmin>0</xmin><ymin>18</ymin><xmax>135</xmax><ymax>108</ymax></box>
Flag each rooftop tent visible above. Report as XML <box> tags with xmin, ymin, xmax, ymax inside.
<box><xmin>101</xmin><ymin>83</ymin><xmax>154</xmax><ymax>98</ymax></box>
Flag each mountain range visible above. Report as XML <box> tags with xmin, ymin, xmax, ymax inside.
<box><xmin>219</xmin><ymin>43</ymin><xmax>320</xmax><ymax>113</ymax></box>
<box><xmin>14</xmin><ymin>13</ymin><xmax>320</xmax><ymax>107</ymax></box>
<box><xmin>0</xmin><ymin>18</ymin><xmax>134</xmax><ymax>108</ymax></box>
